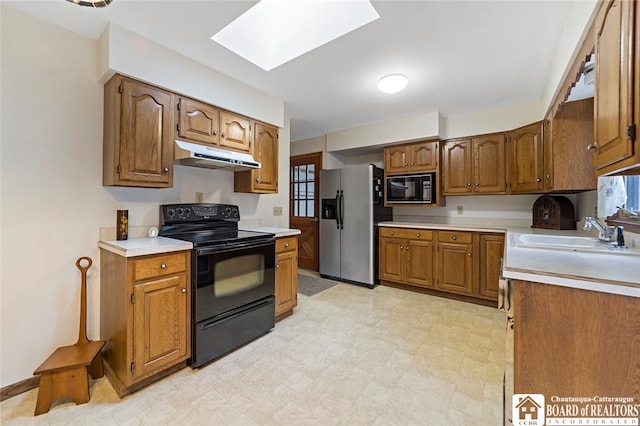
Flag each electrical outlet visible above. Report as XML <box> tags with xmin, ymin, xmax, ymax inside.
<box><xmin>273</xmin><ymin>206</ymin><xmax>283</xmax><ymax>216</ymax></box>
<box><xmin>457</xmin><ymin>205</ymin><xmax>464</xmax><ymax>215</ymax></box>
<box><xmin>195</xmin><ymin>192</ymin><xmax>203</xmax><ymax>203</ymax></box>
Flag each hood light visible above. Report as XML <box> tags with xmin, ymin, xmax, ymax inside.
<box><xmin>377</xmin><ymin>74</ymin><xmax>408</xmax><ymax>94</ymax></box>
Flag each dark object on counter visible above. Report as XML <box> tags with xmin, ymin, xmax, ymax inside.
<box><xmin>616</xmin><ymin>226</ymin><xmax>625</xmax><ymax>247</ymax></box>
<box><xmin>116</xmin><ymin>209</ymin><xmax>128</xmax><ymax>240</ymax></box>
<box><xmin>32</xmin><ymin>257</ymin><xmax>106</xmax><ymax>415</ymax></box>
<box><xmin>531</xmin><ymin>195</ymin><xmax>576</xmax><ymax>230</ymax></box>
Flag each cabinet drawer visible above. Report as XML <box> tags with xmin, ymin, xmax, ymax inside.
<box><xmin>132</xmin><ymin>252</ymin><xmax>188</xmax><ymax>281</ymax></box>
<box><xmin>276</xmin><ymin>236</ymin><xmax>298</xmax><ymax>253</ymax></box>
<box><xmin>438</xmin><ymin>231</ymin><xmax>473</xmax><ymax>244</ymax></box>
<box><xmin>379</xmin><ymin>227</ymin><xmax>433</xmax><ymax>240</ymax></box>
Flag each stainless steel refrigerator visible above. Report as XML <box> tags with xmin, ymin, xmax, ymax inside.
<box><xmin>319</xmin><ymin>164</ymin><xmax>392</xmax><ymax>288</ymax></box>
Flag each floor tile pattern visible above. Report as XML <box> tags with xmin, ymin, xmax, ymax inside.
<box><xmin>1</xmin><ymin>283</ymin><xmax>505</xmax><ymax>425</ymax></box>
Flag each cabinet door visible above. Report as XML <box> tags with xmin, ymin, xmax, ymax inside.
<box><xmin>436</xmin><ymin>242</ymin><xmax>474</xmax><ymax>296</ymax></box>
<box><xmin>473</xmin><ymin>133</ymin><xmax>506</xmax><ymax>193</ymax></box>
<box><xmin>410</xmin><ymin>141</ymin><xmax>438</xmax><ymax>172</ymax></box>
<box><xmin>177</xmin><ymin>98</ymin><xmax>219</xmax><ymax>145</ymax></box>
<box><xmin>594</xmin><ymin>0</ymin><xmax>635</xmax><ymax>172</ymax></box>
<box><xmin>132</xmin><ymin>274</ymin><xmax>188</xmax><ymax>380</ymax></box>
<box><xmin>252</xmin><ymin>122</ymin><xmax>279</xmax><ymax>193</ymax></box>
<box><xmin>379</xmin><ymin>237</ymin><xmax>405</xmax><ymax>282</ymax></box>
<box><xmin>507</xmin><ymin>121</ymin><xmax>544</xmax><ymax>193</ymax></box>
<box><xmin>406</xmin><ymin>240</ymin><xmax>434</xmax><ymax>288</ymax></box>
<box><xmin>275</xmin><ymin>249</ymin><xmax>297</xmax><ymax>317</ymax></box>
<box><xmin>120</xmin><ymin>79</ymin><xmax>174</xmax><ymax>186</ymax></box>
<box><xmin>478</xmin><ymin>234</ymin><xmax>504</xmax><ymax>301</ymax></box>
<box><xmin>219</xmin><ymin>111</ymin><xmax>251</xmax><ymax>153</ymax></box>
<box><xmin>384</xmin><ymin>146</ymin><xmax>410</xmax><ymax>175</ymax></box>
<box><xmin>442</xmin><ymin>139</ymin><xmax>473</xmax><ymax>194</ymax></box>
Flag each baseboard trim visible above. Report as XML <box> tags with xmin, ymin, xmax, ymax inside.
<box><xmin>380</xmin><ymin>280</ymin><xmax>497</xmax><ymax>308</ymax></box>
<box><xmin>1</xmin><ymin>376</ymin><xmax>39</xmax><ymax>402</ymax></box>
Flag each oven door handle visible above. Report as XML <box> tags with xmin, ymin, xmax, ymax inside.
<box><xmin>195</xmin><ymin>239</ymin><xmax>275</xmax><ymax>256</ymax></box>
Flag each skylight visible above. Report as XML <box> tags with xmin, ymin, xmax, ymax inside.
<box><xmin>211</xmin><ymin>0</ymin><xmax>380</xmax><ymax>71</ymax></box>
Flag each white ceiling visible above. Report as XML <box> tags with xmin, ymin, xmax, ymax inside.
<box><xmin>5</xmin><ymin>0</ymin><xmax>576</xmax><ymax>142</ymax></box>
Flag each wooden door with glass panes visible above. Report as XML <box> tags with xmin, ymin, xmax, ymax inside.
<box><xmin>289</xmin><ymin>153</ymin><xmax>322</xmax><ymax>271</ymax></box>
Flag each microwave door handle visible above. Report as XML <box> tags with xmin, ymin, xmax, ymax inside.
<box><xmin>339</xmin><ymin>190</ymin><xmax>344</xmax><ymax>230</ymax></box>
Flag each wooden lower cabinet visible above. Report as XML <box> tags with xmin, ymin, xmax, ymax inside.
<box><xmin>379</xmin><ymin>227</ymin><xmax>434</xmax><ymax>288</ymax></box>
<box><xmin>379</xmin><ymin>227</ymin><xmax>504</xmax><ymax>305</ymax></box>
<box><xmin>513</xmin><ymin>280</ymin><xmax>640</xmax><ymax>404</ymax></box>
<box><xmin>275</xmin><ymin>236</ymin><xmax>298</xmax><ymax>320</ymax></box>
<box><xmin>100</xmin><ymin>249</ymin><xmax>190</xmax><ymax>397</ymax></box>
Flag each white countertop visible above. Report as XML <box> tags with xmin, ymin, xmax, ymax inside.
<box><xmin>98</xmin><ymin>237</ymin><xmax>193</xmax><ymax>257</ymax></box>
<box><xmin>240</xmin><ymin>227</ymin><xmax>301</xmax><ymax>238</ymax></box>
<box><xmin>378</xmin><ymin>220</ymin><xmax>640</xmax><ymax>297</ymax></box>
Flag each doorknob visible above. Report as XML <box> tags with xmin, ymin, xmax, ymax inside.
<box><xmin>314</xmin><ymin>217</ymin><xmax>319</xmax><ymax>223</ymax></box>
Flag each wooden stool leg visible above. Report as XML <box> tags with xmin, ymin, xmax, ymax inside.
<box><xmin>34</xmin><ymin>367</ymin><xmax>89</xmax><ymax>416</ymax></box>
<box><xmin>87</xmin><ymin>352</ymin><xmax>104</xmax><ymax>379</ymax></box>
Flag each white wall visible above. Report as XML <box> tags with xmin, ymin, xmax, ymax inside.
<box><xmin>0</xmin><ymin>6</ymin><xmax>289</xmax><ymax>387</ymax></box>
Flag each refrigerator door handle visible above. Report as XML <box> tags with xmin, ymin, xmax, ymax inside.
<box><xmin>338</xmin><ymin>190</ymin><xmax>344</xmax><ymax>230</ymax></box>
<box><xmin>335</xmin><ymin>190</ymin><xmax>341</xmax><ymax>229</ymax></box>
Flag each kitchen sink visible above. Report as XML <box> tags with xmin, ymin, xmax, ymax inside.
<box><xmin>511</xmin><ymin>233</ymin><xmax>640</xmax><ymax>256</ymax></box>
<box><xmin>514</xmin><ymin>234</ymin><xmax>600</xmax><ymax>248</ymax></box>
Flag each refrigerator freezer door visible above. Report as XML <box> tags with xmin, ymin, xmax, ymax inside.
<box><xmin>319</xmin><ymin>169</ymin><xmax>342</xmax><ymax>279</ymax></box>
<box><xmin>340</xmin><ymin>165</ymin><xmax>375</xmax><ymax>285</ymax></box>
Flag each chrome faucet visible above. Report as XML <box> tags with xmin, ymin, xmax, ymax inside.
<box><xmin>583</xmin><ymin>217</ymin><xmax>615</xmax><ymax>242</ymax></box>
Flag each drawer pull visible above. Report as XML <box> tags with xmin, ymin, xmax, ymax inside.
<box><xmin>467</xmin><ymin>252</ymin><xmax>472</xmax><ymax>257</ymax></box>
<box><xmin>406</xmin><ymin>246</ymin><xmax>410</xmax><ymax>251</ymax></box>
<box><xmin>181</xmin><ymin>288</ymin><xmax>186</xmax><ymax>294</ymax></box>
<box><xmin>416</xmin><ymin>233</ymin><xmax>420</xmax><ymax>237</ymax></box>
<box><xmin>452</xmin><ymin>236</ymin><xmax>457</xmax><ymax>240</ymax></box>
<box><xmin>161</xmin><ymin>263</ymin><xmax>167</xmax><ymax>269</ymax></box>
<box><xmin>400</xmin><ymin>245</ymin><xmax>404</xmax><ymax>250</ymax></box>
<box><xmin>284</xmin><ymin>243</ymin><xmax>289</xmax><ymax>248</ymax></box>
<box><xmin>390</xmin><ymin>231</ymin><xmax>395</xmax><ymax>236</ymax></box>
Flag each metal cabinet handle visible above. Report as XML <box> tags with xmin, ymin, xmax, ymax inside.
<box><xmin>276</xmin><ymin>264</ymin><xmax>280</xmax><ymax>268</ymax></box>
<box><xmin>221</xmin><ymin>132</ymin><xmax>227</xmax><ymax>138</ymax></box>
<box><xmin>452</xmin><ymin>236</ymin><xmax>457</xmax><ymax>240</ymax></box>
<box><xmin>163</xmin><ymin>167</ymin><xmax>169</xmax><ymax>173</ymax></box>
<box><xmin>256</xmin><ymin>178</ymin><xmax>261</xmax><ymax>183</ymax></box>
<box><xmin>466</xmin><ymin>183</ymin><xmax>471</xmax><ymax>186</ymax></box>
<box><xmin>536</xmin><ymin>178</ymin><xmax>541</xmax><ymax>182</ymax></box>
<box><xmin>181</xmin><ymin>288</ymin><xmax>186</xmax><ymax>294</ymax></box>
<box><xmin>284</xmin><ymin>243</ymin><xmax>289</xmax><ymax>248</ymax></box>
<box><xmin>213</xmin><ymin>130</ymin><xmax>218</xmax><ymax>136</ymax></box>
<box><xmin>416</xmin><ymin>233</ymin><xmax>420</xmax><ymax>237</ymax></box>
<box><xmin>406</xmin><ymin>246</ymin><xmax>410</xmax><ymax>251</ymax></box>
<box><xmin>400</xmin><ymin>245</ymin><xmax>404</xmax><ymax>250</ymax></box>
<box><xmin>161</xmin><ymin>263</ymin><xmax>167</xmax><ymax>269</ymax></box>
<box><xmin>410</xmin><ymin>162</ymin><xmax>414</xmax><ymax>166</ymax></box>
<box><xmin>390</xmin><ymin>231</ymin><xmax>394</xmax><ymax>236</ymax></box>
<box><xmin>475</xmin><ymin>182</ymin><xmax>479</xmax><ymax>186</ymax></box>
<box><xmin>587</xmin><ymin>143</ymin><xmax>597</xmax><ymax>151</ymax></box>
<box><xmin>467</xmin><ymin>252</ymin><xmax>472</xmax><ymax>256</ymax></box>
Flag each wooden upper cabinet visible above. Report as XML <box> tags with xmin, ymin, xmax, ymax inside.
<box><xmin>384</xmin><ymin>140</ymin><xmax>439</xmax><ymax>175</ymax></box>
<box><xmin>594</xmin><ymin>0</ymin><xmax>638</xmax><ymax>175</ymax></box>
<box><xmin>473</xmin><ymin>133</ymin><xmax>506</xmax><ymax>193</ymax></box>
<box><xmin>103</xmin><ymin>75</ymin><xmax>174</xmax><ymax>188</ymax></box>
<box><xmin>220</xmin><ymin>111</ymin><xmax>251</xmax><ymax>153</ymax></box>
<box><xmin>234</xmin><ymin>121</ymin><xmax>279</xmax><ymax>194</ymax></box>
<box><xmin>507</xmin><ymin>121</ymin><xmax>544</xmax><ymax>193</ymax></box>
<box><xmin>442</xmin><ymin>138</ymin><xmax>473</xmax><ymax>194</ymax></box>
<box><xmin>546</xmin><ymin>98</ymin><xmax>597</xmax><ymax>192</ymax></box>
<box><xmin>443</xmin><ymin>133</ymin><xmax>506</xmax><ymax>195</ymax></box>
<box><xmin>594</xmin><ymin>0</ymin><xmax>633</xmax><ymax>169</ymax></box>
<box><xmin>177</xmin><ymin>97</ymin><xmax>220</xmax><ymax>145</ymax></box>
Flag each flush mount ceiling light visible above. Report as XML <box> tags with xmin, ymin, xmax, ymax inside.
<box><xmin>212</xmin><ymin>0</ymin><xmax>379</xmax><ymax>71</ymax></box>
<box><xmin>377</xmin><ymin>74</ymin><xmax>408</xmax><ymax>94</ymax></box>
<box><xmin>65</xmin><ymin>0</ymin><xmax>112</xmax><ymax>7</ymax></box>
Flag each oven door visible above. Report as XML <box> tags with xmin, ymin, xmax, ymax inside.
<box><xmin>194</xmin><ymin>239</ymin><xmax>275</xmax><ymax>323</ymax></box>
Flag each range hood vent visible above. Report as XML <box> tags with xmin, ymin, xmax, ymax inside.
<box><xmin>174</xmin><ymin>140</ymin><xmax>260</xmax><ymax>171</ymax></box>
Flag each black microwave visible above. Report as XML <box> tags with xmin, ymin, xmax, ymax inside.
<box><xmin>385</xmin><ymin>173</ymin><xmax>434</xmax><ymax>204</ymax></box>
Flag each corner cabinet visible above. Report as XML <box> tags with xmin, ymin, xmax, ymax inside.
<box><xmin>103</xmin><ymin>74</ymin><xmax>175</xmax><ymax>188</ymax></box>
<box><xmin>235</xmin><ymin>122</ymin><xmax>279</xmax><ymax>194</ymax></box>
<box><xmin>593</xmin><ymin>0</ymin><xmax>639</xmax><ymax>175</ymax></box>
<box><xmin>275</xmin><ymin>236</ymin><xmax>298</xmax><ymax>320</ymax></box>
<box><xmin>100</xmin><ymin>249</ymin><xmax>190</xmax><ymax>397</ymax></box>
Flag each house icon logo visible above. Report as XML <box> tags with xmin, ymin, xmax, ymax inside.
<box><xmin>513</xmin><ymin>394</ymin><xmax>545</xmax><ymax>426</ymax></box>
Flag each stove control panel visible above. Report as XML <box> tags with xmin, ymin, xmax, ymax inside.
<box><xmin>160</xmin><ymin>203</ymin><xmax>240</xmax><ymax>224</ymax></box>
